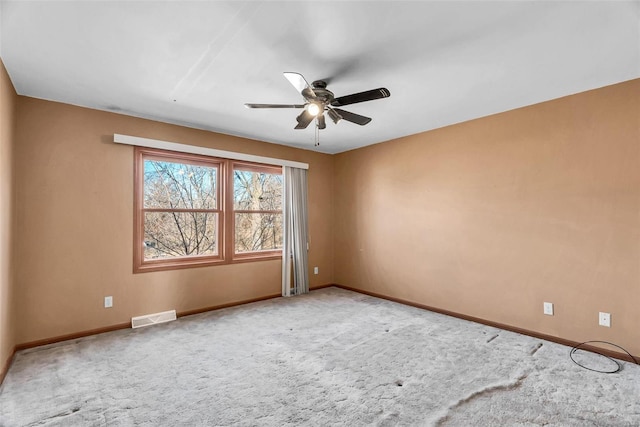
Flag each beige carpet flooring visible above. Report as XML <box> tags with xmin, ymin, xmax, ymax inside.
<box><xmin>1</xmin><ymin>287</ymin><xmax>639</xmax><ymax>426</ymax></box>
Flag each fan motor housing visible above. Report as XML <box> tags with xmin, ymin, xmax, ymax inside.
<box><xmin>311</xmin><ymin>80</ymin><xmax>327</xmax><ymax>89</ymax></box>
<box><xmin>303</xmin><ymin>81</ymin><xmax>334</xmax><ymax>104</ymax></box>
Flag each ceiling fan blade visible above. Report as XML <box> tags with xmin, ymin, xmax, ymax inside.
<box><xmin>332</xmin><ymin>108</ymin><xmax>372</xmax><ymax>126</ymax></box>
<box><xmin>317</xmin><ymin>114</ymin><xmax>326</xmax><ymax>130</ymax></box>
<box><xmin>244</xmin><ymin>103</ymin><xmax>305</xmax><ymax>109</ymax></box>
<box><xmin>294</xmin><ymin>110</ymin><xmax>315</xmax><ymax>129</ymax></box>
<box><xmin>331</xmin><ymin>88</ymin><xmax>390</xmax><ymax>107</ymax></box>
<box><xmin>284</xmin><ymin>72</ymin><xmax>316</xmax><ymax>97</ymax></box>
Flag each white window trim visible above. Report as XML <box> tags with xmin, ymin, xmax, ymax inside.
<box><xmin>114</xmin><ymin>134</ymin><xmax>309</xmax><ymax>170</ymax></box>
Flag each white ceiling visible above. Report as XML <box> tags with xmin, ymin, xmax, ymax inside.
<box><xmin>1</xmin><ymin>1</ymin><xmax>638</xmax><ymax>154</ymax></box>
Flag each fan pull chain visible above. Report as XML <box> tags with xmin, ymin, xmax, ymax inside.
<box><xmin>314</xmin><ymin>120</ymin><xmax>320</xmax><ymax>146</ymax></box>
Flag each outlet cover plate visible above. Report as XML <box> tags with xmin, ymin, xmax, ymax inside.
<box><xmin>104</xmin><ymin>296</ymin><xmax>113</xmax><ymax>308</ymax></box>
<box><xmin>599</xmin><ymin>312</ymin><xmax>611</xmax><ymax>327</ymax></box>
<box><xmin>543</xmin><ymin>302</ymin><xmax>554</xmax><ymax>316</ymax></box>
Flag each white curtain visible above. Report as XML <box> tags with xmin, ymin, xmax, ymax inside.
<box><xmin>282</xmin><ymin>166</ymin><xmax>309</xmax><ymax>297</ymax></box>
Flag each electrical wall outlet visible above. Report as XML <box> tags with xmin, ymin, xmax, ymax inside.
<box><xmin>543</xmin><ymin>302</ymin><xmax>554</xmax><ymax>316</ymax></box>
<box><xmin>104</xmin><ymin>296</ymin><xmax>113</xmax><ymax>308</ymax></box>
<box><xmin>599</xmin><ymin>312</ymin><xmax>611</xmax><ymax>327</ymax></box>
<box><xmin>313</xmin><ymin>266</ymin><xmax>319</xmax><ymax>275</ymax></box>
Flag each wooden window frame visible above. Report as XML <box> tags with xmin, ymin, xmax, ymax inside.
<box><xmin>134</xmin><ymin>147</ymin><xmax>282</xmax><ymax>273</ymax></box>
<box><xmin>231</xmin><ymin>162</ymin><xmax>284</xmax><ymax>261</ymax></box>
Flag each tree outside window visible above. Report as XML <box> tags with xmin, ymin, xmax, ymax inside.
<box><xmin>233</xmin><ymin>165</ymin><xmax>283</xmax><ymax>255</ymax></box>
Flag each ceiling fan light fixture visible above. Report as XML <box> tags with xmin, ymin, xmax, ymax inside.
<box><xmin>327</xmin><ymin>108</ymin><xmax>342</xmax><ymax>124</ymax></box>
<box><xmin>306</xmin><ymin>102</ymin><xmax>322</xmax><ymax>117</ymax></box>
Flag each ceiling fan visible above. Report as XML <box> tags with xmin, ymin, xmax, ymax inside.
<box><xmin>244</xmin><ymin>72</ymin><xmax>391</xmax><ymax>130</ymax></box>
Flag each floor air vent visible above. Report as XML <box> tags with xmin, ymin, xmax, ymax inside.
<box><xmin>131</xmin><ymin>310</ymin><xmax>177</xmax><ymax>329</ymax></box>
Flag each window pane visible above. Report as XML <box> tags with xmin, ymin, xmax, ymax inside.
<box><xmin>144</xmin><ymin>212</ymin><xmax>218</xmax><ymax>260</ymax></box>
<box><xmin>233</xmin><ymin>169</ymin><xmax>282</xmax><ymax>210</ymax></box>
<box><xmin>235</xmin><ymin>213</ymin><xmax>283</xmax><ymax>253</ymax></box>
<box><xmin>144</xmin><ymin>159</ymin><xmax>217</xmax><ymax>209</ymax></box>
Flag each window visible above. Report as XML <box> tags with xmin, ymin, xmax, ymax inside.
<box><xmin>233</xmin><ymin>164</ymin><xmax>283</xmax><ymax>257</ymax></box>
<box><xmin>134</xmin><ymin>147</ymin><xmax>282</xmax><ymax>272</ymax></box>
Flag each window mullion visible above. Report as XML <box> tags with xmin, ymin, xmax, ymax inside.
<box><xmin>234</xmin><ymin>210</ymin><xmax>282</xmax><ymax>214</ymax></box>
<box><xmin>224</xmin><ymin>159</ymin><xmax>234</xmax><ymax>261</ymax></box>
<box><xmin>142</xmin><ymin>208</ymin><xmax>221</xmax><ymax>213</ymax></box>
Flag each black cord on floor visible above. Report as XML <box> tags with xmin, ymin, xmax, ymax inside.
<box><xmin>569</xmin><ymin>341</ymin><xmax>639</xmax><ymax>374</ymax></box>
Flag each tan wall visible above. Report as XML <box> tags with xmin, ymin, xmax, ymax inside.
<box><xmin>8</xmin><ymin>75</ymin><xmax>639</xmax><ymax>355</ymax></box>
<box><xmin>14</xmin><ymin>97</ymin><xmax>334</xmax><ymax>344</ymax></box>
<box><xmin>334</xmin><ymin>79</ymin><xmax>640</xmax><ymax>354</ymax></box>
<box><xmin>0</xmin><ymin>59</ymin><xmax>17</xmax><ymax>369</ymax></box>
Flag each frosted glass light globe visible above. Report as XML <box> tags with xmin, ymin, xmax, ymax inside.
<box><xmin>306</xmin><ymin>103</ymin><xmax>321</xmax><ymax>116</ymax></box>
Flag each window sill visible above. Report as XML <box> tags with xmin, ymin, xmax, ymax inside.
<box><xmin>231</xmin><ymin>253</ymin><xmax>282</xmax><ymax>264</ymax></box>
<box><xmin>134</xmin><ymin>253</ymin><xmax>282</xmax><ymax>273</ymax></box>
